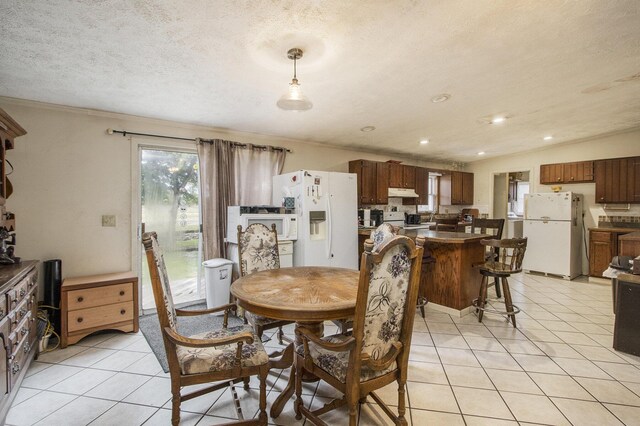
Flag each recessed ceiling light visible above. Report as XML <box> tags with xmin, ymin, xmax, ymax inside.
<box><xmin>543</xmin><ymin>135</ymin><xmax>553</xmax><ymax>141</ymax></box>
<box><xmin>490</xmin><ymin>116</ymin><xmax>506</xmax><ymax>124</ymax></box>
<box><xmin>420</xmin><ymin>139</ymin><xmax>429</xmax><ymax>145</ymax></box>
<box><xmin>360</xmin><ymin>126</ymin><xmax>376</xmax><ymax>132</ymax></box>
<box><xmin>477</xmin><ymin>151</ymin><xmax>486</xmax><ymax>156</ymax></box>
<box><xmin>431</xmin><ymin>94</ymin><xmax>451</xmax><ymax>103</ymax></box>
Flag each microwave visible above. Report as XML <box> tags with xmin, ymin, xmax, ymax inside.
<box><xmin>226</xmin><ymin>206</ymin><xmax>297</xmax><ymax>243</ymax></box>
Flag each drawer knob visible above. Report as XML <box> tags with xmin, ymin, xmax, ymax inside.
<box><xmin>77</xmin><ymin>317</ymin><xmax>83</xmax><ymax>323</ymax></box>
<box><xmin>19</xmin><ymin>289</ymin><xmax>26</xmax><ymax>298</ymax></box>
<box><xmin>119</xmin><ymin>290</ymin><xmax>125</xmax><ymax>296</ymax></box>
<box><xmin>11</xmin><ymin>363</ymin><xmax>20</xmax><ymax>375</ymax></box>
<box><xmin>24</xmin><ymin>342</ymin><xmax>30</xmax><ymax>353</ymax></box>
<box><xmin>120</xmin><ymin>309</ymin><xmax>126</xmax><ymax>315</ymax></box>
<box><xmin>19</xmin><ymin>308</ymin><xmax>27</xmax><ymax>317</ymax></box>
<box><xmin>77</xmin><ymin>296</ymin><xmax>84</xmax><ymax>303</ymax></box>
<box><xmin>21</xmin><ymin>326</ymin><xmax>28</xmax><ymax>336</ymax></box>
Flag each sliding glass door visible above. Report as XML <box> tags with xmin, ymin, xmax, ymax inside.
<box><xmin>139</xmin><ymin>147</ymin><xmax>203</xmax><ymax>310</ymax></box>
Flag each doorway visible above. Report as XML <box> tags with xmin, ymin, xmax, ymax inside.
<box><xmin>139</xmin><ymin>147</ymin><xmax>203</xmax><ymax>311</ymax></box>
<box><xmin>492</xmin><ymin>170</ymin><xmax>530</xmax><ymax>238</ymax></box>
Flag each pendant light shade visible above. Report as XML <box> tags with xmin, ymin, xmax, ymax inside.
<box><xmin>277</xmin><ymin>48</ymin><xmax>313</xmax><ymax>111</ymax></box>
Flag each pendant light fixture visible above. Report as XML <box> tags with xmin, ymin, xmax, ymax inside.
<box><xmin>277</xmin><ymin>48</ymin><xmax>313</xmax><ymax>111</ymax></box>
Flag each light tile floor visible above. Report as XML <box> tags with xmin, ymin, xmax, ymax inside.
<box><xmin>7</xmin><ymin>272</ymin><xmax>640</xmax><ymax>425</ymax></box>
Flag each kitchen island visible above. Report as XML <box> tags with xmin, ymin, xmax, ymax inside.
<box><xmin>404</xmin><ymin>230</ymin><xmax>488</xmax><ymax>313</ymax></box>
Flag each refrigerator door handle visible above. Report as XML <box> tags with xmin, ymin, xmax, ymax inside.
<box><xmin>326</xmin><ymin>193</ymin><xmax>332</xmax><ymax>259</ymax></box>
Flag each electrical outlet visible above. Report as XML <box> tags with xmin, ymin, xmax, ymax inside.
<box><xmin>102</xmin><ymin>215</ymin><xmax>116</xmax><ymax>227</ymax></box>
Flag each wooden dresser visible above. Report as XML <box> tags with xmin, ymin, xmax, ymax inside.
<box><xmin>61</xmin><ymin>271</ymin><xmax>138</xmax><ymax>347</ymax></box>
<box><xmin>0</xmin><ymin>261</ymin><xmax>38</xmax><ymax>424</ymax></box>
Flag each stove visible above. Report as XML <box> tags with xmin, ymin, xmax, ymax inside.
<box><xmin>383</xmin><ymin>211</ymin><xmax>405</xmax><ymax>227</ymax></box>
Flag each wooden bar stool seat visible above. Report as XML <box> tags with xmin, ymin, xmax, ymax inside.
<box><xmin>473</xmin><ymin>238</ymin><xmax>527</xmax><ymax>327</ymax></box>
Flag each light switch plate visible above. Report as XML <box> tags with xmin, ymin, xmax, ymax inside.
<box><xmin>102</xmin><ymin>215</ymin><xmax>116</xmax><ymax>227</ymax></box>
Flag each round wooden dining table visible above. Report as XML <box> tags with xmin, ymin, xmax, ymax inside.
<box><xmin>231</xmin><ymin>266</ymin><xmax>359</xmax><ymax>418</ymax></box>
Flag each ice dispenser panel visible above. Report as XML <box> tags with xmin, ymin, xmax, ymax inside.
<box><xmin>309</xmin><ymin>211</ymin><xmax>326</xmax><ymax>240</ymax></box>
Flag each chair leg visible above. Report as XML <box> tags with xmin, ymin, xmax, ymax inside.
<box><xmin>397</xmin><ymin>380</ymin><xmax>408</xmax><ymax>426</ymax></box>
<box><xmin>477</xmin><ymin>275</ymin><xmax>488</xmax><ymax>322</ymax></box>
<box><xmin>502</xmin><ymin>277</ymin><xmax>517</xmax><ymax>328</ymax></box>
<box><xmin>243</xmin><ymin>376</ymin><xmax>250</xmax><ymax>390</ymax></box>
<box><xmin>348</xmin><ymin>401</ymin><xmax>358</xmax><ymax>426</ymax></box>
<box><xmin>294</xmin><ymin>360</ymin><xmax>304</xmax><ymax>420</ymax></box>
<box><xmin>494</xmin><ymin>277</ymin><xmax>502</xmax><ymax>298</ymax></box>
<box><xmin>171</xmin><ymin>382</ymin><xmax>181</xmax><ymax>426</ymax></box>
<box><xmin>258</xmin><ymin>366</ymin><xmax>268</xmax><ymax>425</ymax></box>
<box><xmin>277</xmin><ymin>326</ymin><xmax>284</xmax><ymax>345</ymax></box>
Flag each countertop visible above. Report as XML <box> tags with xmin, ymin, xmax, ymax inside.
<box><xmin>401</xmin><ymin>229</ymin><xmax>490</xmax><ymax>244</ymax></box>
<box><xmin>588</xmin><ymin>227</ymin><xmax>640</xmax><ymax>233</ymax></box>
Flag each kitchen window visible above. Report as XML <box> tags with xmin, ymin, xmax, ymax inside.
<box><xmin>418</xmin><ymin>175</ymin><xmax>439</xmax><ymax>213</ymax></box>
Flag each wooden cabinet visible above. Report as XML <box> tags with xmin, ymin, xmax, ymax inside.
<box><xmin>415</xmin><ymin>167</ymin><xmax>429</xmax><ymax>205</ymax></box>
<box><xmin>589</xmin><ymin>230</ymin><xmax>617</xmax><ymax>278</ymax></box>
<box><xmin>563</xmin><ymin>161</ymin><xmax>594</xmax><ymax>183</ymax></box>
<box><xmin>349</xmin><ymin>160</ymin><xmax>377</xmax><ymax>205</ymax></box>
<box><xmin>389</xmin><ymin>163</ymin><xmax>415</xmax><ymax>188</ymax></box>
<box><xmin>0</xmin><ymin>261</ymin><xmax>38</xmax><ymax>424</ymax></box>
<box><xmin>440</xmin><ymin>171</ymin><xmax>474</xmax><ymax>205</ymax></box>
<box><xmin>540</xmin><ymin>163</ymin><xmax>564</xmax><ymax>184</ymax></box>
<box><xmin>540</xmin><ymin>161</ymin><xmax>594</xmax><ymax>185</ymax></box>
<box><xmin>595</xmin><ymin>157</ymin><xmax>640</xmax><ymax>204</ymax></box>
<box><xmin>61</xmin><ymin>271</ymin><xmax>138</xmax><ymax>347</ymax></box>
<box><xmin>619</xmin><ymin>232</ymin><xmax>640</xmax><ymax>257</ymax></box>
<box><xmin>375</xmin><ymin>162</ymin><xmax>389</xmax><ymax>204</ymax></box>
<box><xmin>389</xmin><ymin>163</ymin><xmax>404</xmax><ymax>188</ymax></box>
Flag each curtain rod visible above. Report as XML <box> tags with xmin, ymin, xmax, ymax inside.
<box><xmin>106</xmin><ymin>128</ymin><xmax>292</xmax><ymax>152</ymax></box>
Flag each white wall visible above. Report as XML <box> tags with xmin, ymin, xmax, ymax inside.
<box><xmin>0</xmin><ymin>97</ymin><xmax>452</xmax><ymax>293</ymax></box>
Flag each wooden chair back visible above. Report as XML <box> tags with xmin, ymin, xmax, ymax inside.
<box><xmin>481</xmin><ymin>237</ymin><xmax>528</xmax><ymax>274</ymax></box>
<box><xmin>141</xmin><ymin>232</ymin><xmax>180</xmax><ymax>372</ymax></box>
<box><xmin>237</xmin><ymin>223</ymin><xmax>280</xmax><ymax>276</ymax></box>
<box><xmin>351</xmin><ymin>235</ymin><xmax>425</xmax><ymax>383</ymax></box>
<box><xmin>435</xmin><ymin>217</ymin><xmax>459</xmax><ymax>231</ymax></box>
<box><xmin>470</xmin><ymin>218</ymin><xmax>505</xmax><ymax>238</ymax></box>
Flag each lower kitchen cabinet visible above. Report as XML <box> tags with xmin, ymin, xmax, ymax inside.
<box><xmin>589</xmin><ymin>230</ymin><xmax>617</xmax><ymax>278</ymax></box>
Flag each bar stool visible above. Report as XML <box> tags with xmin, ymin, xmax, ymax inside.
<box><xmin>473</xmin><ymin>238</ymin><xmax>527</xmax><ymax>327</ymax></box>
<box><xmin>470</xmin><ymin>218</ymin><xmax>505</xmax><ymax>298</ymax></box>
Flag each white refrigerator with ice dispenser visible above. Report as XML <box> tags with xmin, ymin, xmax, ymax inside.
<box><xmin>272</xmin><ymin>170</ymin><xmax>358</xmax><ymax>269</ymax></box>
<box><xmin>523</xmin><ymin>192</ymin><xmax>583</xmax><ymax>280</ymax></box>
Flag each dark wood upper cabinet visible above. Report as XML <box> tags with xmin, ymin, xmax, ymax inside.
<box><xmin>440</xmin><ymin>171</ymin><xmax>474</xmax><ymax>205</ymax></box>
<box><xmin>403</xmin><ymin>166</ymin><xmax>416</xmax><ymax>188</ymax></box>
<box><xmin>595</xmin><ymin>157</ymin><xmax>640</xmax><ymax>203</ymax></box>
<box><xmin>349</xmin><ymin>159</ymin><xmax>376</xmax><ymax>205</ymax></box>
<box><xmin>389</xmin><ymin>163</ymin><xmax>404</xmax><ymax>188</ymax></box>
<box><xmin>415</xmin><ymin>167</ymin><xmax>429</xmax><ymax>204</ymax></box>
<box><xmin>563</xmin><ymin>161</ymin><xmax>594</xmax><ymax>183</ymax></box>
<box><xmin>375</xmin><ymin>162</ymin><xmax>390</xmax><ymax>204</ymax></box>
<box><xmin>540</xmin><ymin>163</ymin><xmax>564</xmax><ymax>184</ymax></box>
<box><xmin>540</xmin><ymin>161</ymin><xmax>593</xmax><ymax>185</ymax></box>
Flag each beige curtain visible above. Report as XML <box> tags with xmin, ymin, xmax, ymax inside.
<box><xmin>233</xmin><ymin>144</ymin><xmax>287</xmax><ymax>205</ymax></box>
<box><xmin>198</xmin><ymin>140</ymin><xmax>287</xmax><ymax>260</ymax></box>
<box><xmin>197</xmin><ymin>139</ymin><xmax>235</xmax><ymax>259</ymax></box>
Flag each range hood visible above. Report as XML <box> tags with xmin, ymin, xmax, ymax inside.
<box><xmin>388</xmin><ymin>187</ymin><xmax>419</xmax><ymax>198</ymax></box>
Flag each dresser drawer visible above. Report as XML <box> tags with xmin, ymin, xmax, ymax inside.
<box><xmin>9</xmin><ymin>330</ymin><xmax>31</xmax><ymax>390</ymax></box>
<box><xmin>67</xmin><ymin>282</ymin><xmax>134</xmax><ymax>310</ymax></box>
<box><xmin>7</xmin><ymin>298</ymin><xmax>29</xmax><ymax>334</ymax></box>
<box><xmin>67</xmin><ymin>301</ymin><xmax>134</xmax><ymax>332</ymax></box>
<box><xmin>10</xmin><ymin>311</ymin><xmax>31</xmax><ymax>357</ymax></box>
<box><xmin>7</xmin><ymin>279</ymin><xmax>30</xmax><ymax>311</ymax></box>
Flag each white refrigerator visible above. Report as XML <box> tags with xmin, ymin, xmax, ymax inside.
<box><xmin>523</xmin><ymin>192</ymin><xmax>583</xmax><ymax>280</ymax></box>
<box><xmin>272</xmin><ymin>170</ymin><xmax>358</xmax><ymax>269</ymax></box>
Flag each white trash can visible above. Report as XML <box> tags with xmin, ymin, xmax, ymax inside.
<box><xmin>203</xmin><ymin>258</ymin><xmax>234</xmax><ymax>313</ymax></box>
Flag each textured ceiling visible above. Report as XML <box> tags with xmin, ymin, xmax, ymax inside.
<box><xmin>1</xmin><ymin>1</ymin><xmax>639</xmax><ymax>163</ymax></box>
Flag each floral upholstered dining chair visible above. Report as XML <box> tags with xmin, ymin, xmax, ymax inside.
<box><xmin>142</xmin><ymin>232</ymin><xmax>291</xmax><ymax>426</ymax></box>
<box><xmin>294</xmin><ymin>233</ymin><xmax>425</xmax><ymax>426</ymax></box>
<box><xmin>237</xmin><ymin>223</ymin><xmax>294</xmax><ymax>346</ymax></box>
